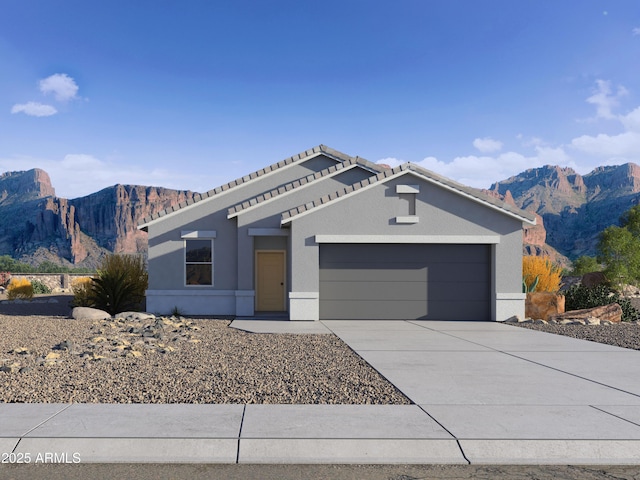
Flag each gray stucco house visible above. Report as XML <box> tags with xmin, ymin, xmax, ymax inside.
<box><xmin>139</xmin><ymin>145</ymin><xmax>535</xmax><ymax>321</ymax></box>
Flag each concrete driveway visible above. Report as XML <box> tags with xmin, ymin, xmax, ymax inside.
<box><xmin>322</xmin><ymin>320</ymin><xmax>640</xmax><ymax>464</ymax></box>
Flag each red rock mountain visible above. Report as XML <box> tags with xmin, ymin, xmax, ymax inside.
<box><xmin>2</xmin><ymin>163</ymin><xmax>640</xmax><ymax>268</ymax></box>
<box><xmin>0</xmin><ymin>169</ymin><xmax>196</xmax><ymax>268</ymax></box>
<box><xmin>489</xmin><ymin>163</ymin><xmax>640</xmax><ymax>263</ymax></box>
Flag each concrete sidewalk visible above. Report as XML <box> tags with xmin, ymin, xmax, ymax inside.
<box><xmin>2</xmin><ymin>320</ymin><xmax>640</xmax><ymax>464</ymax></box>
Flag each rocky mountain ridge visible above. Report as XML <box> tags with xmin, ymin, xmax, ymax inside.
<box><xmin>0</xmin><ymin>169</ymin><xmax>196</xmax><ymax>268</ymax></box>
<box><xmin>2</xmin><ymin>163</ymin><xmax>640</xmax><ymax>269</ymax></box>
<box><xmin>488</xmin><ymin>162</ymin><xmax>640</xmax><ymax>262</ymax></box>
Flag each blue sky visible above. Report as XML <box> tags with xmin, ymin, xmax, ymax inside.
<box><xmin>2</xmin><ymin>0</ymin><xmax>639</xmax><ymax>198</ymax></box>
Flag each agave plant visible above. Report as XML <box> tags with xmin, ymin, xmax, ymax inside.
<box><xmin>522</xmin><ymin>274</ymin><xmax>539</xmax><ymax>293</ymax></box>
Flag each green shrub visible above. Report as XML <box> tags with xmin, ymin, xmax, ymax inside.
<box><xmin>564</xmin><ymin>284</ymin><xmax>640</xmax><ymax>322</ymax></box>
<box><xmin>31</xmin><ymin>279</ymin><xmax>52</xmax><ymax>295</ymax></box>
<box><xmin>6</xmin><ymin>278</ymin><xmax>33</xmax><ymax>300</ymax></box>
<box><xmin>89</xmin><ymin>254</ymin><xmax>148</xmax><ymax>315</ymax></box>
<box><xmin>570</xmin><ymin>256</ymin><xmax>602</xmax><ymax>276</ymax></box>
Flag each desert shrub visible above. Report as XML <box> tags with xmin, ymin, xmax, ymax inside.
<box><xmin>523</xmin><ymin>255</ymin><xmax>562</xmax><ymax>293</ymax></box>
<box><xmin>6</xmin><ymin>277</ymin><xmax>34</xmax><ymax>300</ymax></box>
<box><xmin>71</xmin><ymin>276</ymin><xmax>94</xmax><ymax>307</ymax></box>
<box><xmin>89</xmin><ymin>254</ymin><xmax>148</xmax><ymax>315</ymax></box>
<box><xmin>31</xmin><ymin>279</ymin><xmax>52</xmax><ymax>294</ymax></box>
<box><xmin>570</xmin><ymin>256</ymin><xmax>602</xmax><ymax>276</ymax></box>
<box><xmin>564</xmin><ymin>284</ymin><xmax>640</xmax><ymax>322</ymax></box>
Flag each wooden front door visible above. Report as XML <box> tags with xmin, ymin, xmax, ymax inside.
<box><xmin>256</xmin><ymin>251</ymin><xmax>286</xmax><ymax>311</ymax></box>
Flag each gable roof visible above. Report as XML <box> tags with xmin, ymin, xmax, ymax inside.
<box><xmin>280</xmin><ymin>163</ymin><xmax>537</xmax><ymax>225</ymax></box>
<box><xmin>227</xmin><ymin>156</ymin><xmax>384</xmax><ymax>219</ymax></box>
<box><xmin>139</xmin><ymin>144</ymin><xmax>355</xmax><ymax>230</ymax></box>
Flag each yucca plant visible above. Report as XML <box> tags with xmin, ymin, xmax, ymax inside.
<box><xmin>89</xmin><ymin>254</ymin><xmax>148</xmax><ymax>315</ymax></box>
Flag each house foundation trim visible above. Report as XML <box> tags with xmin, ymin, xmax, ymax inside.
<box><xmin>145</xmin><ymin>289</ymin><xmax>235</xmax><ymax>316</ymax></box>
<box><xmin>289</xmin><ymin>292</ymin><xmax>319</xmax><ymax>321</ymax></box>
<box><xmin>235</xmin><ymin>290</ymin><xmax>255</xmax><ymax>316</ymax></box>
<box><xmin>495</xmin><ymin>293</ymin><xmax>527</xmax><ymax>322</ymax></box>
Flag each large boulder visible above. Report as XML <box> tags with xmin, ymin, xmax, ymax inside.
<box><xmin>581</xmin><ymin>271</ymin><xmax>608</xmax><ymax>288</ymax></box>
<box><xmin>550</xmin><ymin>303</ymin><xmax>623</xmax><ymax>324</ymax></box>
<box><xmin>72</xmin><ymin>307</ymin><xmax>111</xmax><ymax>320</ymax></box>
<box><xmin>525</xmin><ymin>292</ymin><xmax>565</xmax><ymax>320</ymax></box>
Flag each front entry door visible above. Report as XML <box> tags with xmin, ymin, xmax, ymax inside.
<box><xmin>256</xmin><ymin>251</ymin><xmax>286</xmax><ymax>311</ymax></box>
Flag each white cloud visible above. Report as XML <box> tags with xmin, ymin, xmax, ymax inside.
<box><xmin>473</xmin><ymin>137</ymin><xmax>503</xmax><ymax>153</ymax></box>
<box><xmin>633</xmin><ymin>27</ymin><xmax>640</xmax><ymax>36</ymax></box>
<box><xmin>586</xmin><ymin>79</ymin><xmax>628</xmax><ymax>120</ymax></box>
<box><xmin>39</xmin><ymin>73</ymin><xmax>79</xmax><ymax>102</ymax></box>
<box><xmin>378</xmin><ymin>150</ymin><xmax>557</xmax><ymax>189</ymax></box>
<box><xmin>620</xmin><ymin>106</ymin><xmax>640</xmax><ymax>132</ymax></box>
<box><xmin>10</xmin><ymin>102</ymin><xmax>57</xmax><ymax>117</ymax></box>
<box><xmin>571</xmin><ymin>131</ymin><xmax>640</xmax><ymax>157</ymax></box>
<box><xmin>570</xmin><ymin>87</ymin><xmax>640</xmax><ymax>161</ymax></box>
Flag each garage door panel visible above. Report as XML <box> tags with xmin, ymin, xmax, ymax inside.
<box><xmin>428</xmin><ymin>282</ymin><xmax>489</xmax><ymax>301</ymax></box>
<box><xmin>319</xmin><ymin>244</ymin><xmax>490</xmax><ymax>321</ymax></box>
<box><xmin>320</xmin><ymin>300</ymin><xmax>429</xmax><ymax>320</ymax></box>
<box><xmin>321</xmin><ymin>281</ymin><xmax>427</xmax><ymax>301</ymax></box>
<box><xmin>320</xmin><ymin>267</ymin><xmax>428</xmax><ymax>283</ymax></box>
<box><xmin>426</xmin><ymin>300</ymin><xmax>490</xmax><ymax>320</ymax></box>
<box><xmin>427</xmin><ymin>263</ymin><xmax>490</xmax><ymax>282</ymax></box>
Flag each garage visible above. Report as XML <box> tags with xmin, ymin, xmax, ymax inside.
<box><xmin>319</xmin><ymin>243</ymin><xmax>491</xmax><ymax>320</ymax></box>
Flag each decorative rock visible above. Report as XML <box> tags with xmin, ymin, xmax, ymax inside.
<box><xmin>504</xmin><ymin>315</ymin><xmax>520</xmax><ymax>323</ymax></box>
<box><xmin>72</xmin><ymin>307</ymin><xmax>111</xmax><ymax>321</ymax></box>
<box><xmin>54</xmin><ymin>340</ymin><xmax>74</xmax><ymax>351</ymax></box>
<box><xmin>550</xmin><ymin>303</ymin><xmax>623</xmax><ymax>324</ymax></box>
<box><xmin>581</xmin><ymin>271</ymin><xmax>608</xmax><ymax>288</ymax></box>
<box><xmin>115</xmin><ymin>312</ymin><xmax>156</xmax><ymax>321</ymax></box>
<box><xmin>525</xmin><ymin>292</ymin><xmax>566</xmax><ymax>320</ymax></box>
<box><xmin>0</xmin><ymin>363</ymin><xmax>21</xmax><ymax>373</ymax></box>
<box><xmin>10</xmin><ymin>347</ymin><xmax>31</xmax><ymax>355</ymax></box>
<box><xmin>585</xmin><ymin>317</ymin><xmax>601</xmax><ymax>325</ymax></box>
<box><xmin>620</xmin><ymin>284</ymin><xmax>640</xmax><ymax>296</ymax></box>
<box><xmin>533</xmin><ymin>319</ymin><xmax>547</xmax><ymax>325</ymax></box>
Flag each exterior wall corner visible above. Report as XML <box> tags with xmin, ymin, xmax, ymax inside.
<box><xmin>289</xmin><ymin>292</ymin><xmax>319</xmax><ymax>321</ymax></box>
<box><xmin>495</xmin><ymin>292</ymin><xmax>526</xmax><ymax>321</ymax></box>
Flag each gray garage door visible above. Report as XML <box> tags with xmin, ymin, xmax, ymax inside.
<box><xmin>319</xmin><ymin>244</ymin><xmax>491</xmax><ymax>320</ymax></box>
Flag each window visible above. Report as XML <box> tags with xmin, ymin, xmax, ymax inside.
<box><xmin>185</xmin><ymin>239</ymin><xmax>213</xmax><ymax>286</ymax></box>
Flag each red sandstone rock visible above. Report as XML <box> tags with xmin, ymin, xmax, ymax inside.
<box><xmin>550</xmin><ymin>303</ymin><xmax>623</xmax><ymax>324</ymax></box>
<box><xmin>525</xmin><ymin>292</ymin><xmax>566</xmax><ymax>320</ymax></box>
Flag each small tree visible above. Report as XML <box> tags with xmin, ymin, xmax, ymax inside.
<box><xmin>597</xmin><ymin>225</ymin><xmax>640</xmax><ymax>288</ymax></box>
<box><xmin>620</xmin><ymin>204</ymin><xmax>640</xmax><ymax>237</ymax></box>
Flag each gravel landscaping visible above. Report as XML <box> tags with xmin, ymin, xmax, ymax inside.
<box><xmin>0</xmin><ymin>306</ymin><xmax>410</xmax><ymax>404</ymax></box>
<box><xmin>510</xmin><ymin>321</ymin><xmax>640</xmax><ymax>350</ymax></box>
<box><xmin>3</xmin><ymin>294</ymin><xmax>640</xmax><ymax>404</ymax></box>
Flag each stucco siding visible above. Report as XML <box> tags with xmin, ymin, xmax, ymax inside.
<box><xmin>146</xmin><ymin>154</ymin><xmax>342</xmax><ymax>292</ymax></box>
